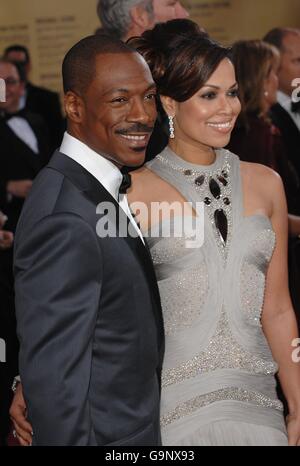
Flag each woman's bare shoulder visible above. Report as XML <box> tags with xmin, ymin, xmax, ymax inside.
<box><xmin>130</xmin><ymin>165</ymin><xmax>156</xmax><ymax>181</ymax></box>
<box><xmin>240</xmin><ymin>161</ymin><xmax>285</xmax><ymax>217</ymax></box>
<box><xmin>128</xmin><ymin>165</ymin><xmax>164</xmax><ymax>202</ymax></box>
<box><xmin>130</xmin><ymin>165</ymin><xmax>163</xmax><ymax>189</ymax></box>
<box><xmin>240</xmin><ymin>161</ymin><xmax>282</xmax><ymax>187</ymax></box>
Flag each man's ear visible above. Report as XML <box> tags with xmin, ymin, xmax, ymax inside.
<box><xmin>131</xmin><ymin>4</ymin><xmax>154</xmax><ymax>31</ymax></box>
<box><xmin>160</xmin><ymin>95</ymin><xmax>177</xmax><ymax>118</ymax></box>
<box><xmin>64</xmin><ymin>91</ymin><xmax>84</xmax><ymax>123</ymax></box>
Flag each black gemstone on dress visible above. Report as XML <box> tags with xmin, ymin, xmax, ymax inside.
<box><xmin>195</xmin><ymin>175</ymin><xmax>205</xmax><ymax>186</ymax></box>
<box><xmin>204</xmin><ymin>197</ymin><xmax>212</xmax><ymax>205</ymax></box>
<box><xmin>184</xmin><ymin>169</ymin><xmax>192</xmax><ymax>176</ymax></box>
<box><xmin>214</xmin><ymin>209</ymin><xmax>228</xmax><ymax>245</ymax></box>
<box><xmin>223</xmin><ymin>197</ymin><xmax>231</xmax><ymax>205</ymax></box>
<box><xmin>209</xmin><ymin>178</ymin><xmax>221</xmax><ymax>199</ymax></box>
<box><xmin>222</xmin><ymin>170</ymin><xmax>228</xmax><ymax>179</ymax></box>
<box><xmin>218</xmin><ymin>175</ymin><xmax>228</xmax><ymax>186</ymax></box>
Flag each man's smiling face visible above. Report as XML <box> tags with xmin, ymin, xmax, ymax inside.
<box><xmin>66</xmin><ymin>52</ymin><xmax>157</xmax><ymax>168</ymax></box>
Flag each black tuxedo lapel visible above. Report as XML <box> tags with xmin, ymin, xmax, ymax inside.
<box><xmin>47</xmin><ymin>151</ymin><xmax>145</xmax><ymax>249</ymax></box>
<box><xmin>0</xmin><ymin>122</ymin><xmax>45</xmax><ymax>174</ymax></box>
<box><xmin>25</xmin><ymin>111</ymin><xmax>51</xmax><ymax>163</ymax></box>
<box><xmin>271</xmin><ymin>103</ymin><xmax>300</xmax><ymax>135</ymax></box>
<box><xmin>271</xmin><ymin>103</ymin><xmax>300</xmax><ymax>176</ymax></box>
<box><xmin>47</xmin><ymin>152</ymin><xmax>164</xmax><ymax>350</ymax></box>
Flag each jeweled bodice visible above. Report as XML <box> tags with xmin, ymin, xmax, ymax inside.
<box><xmin>145</xmin><ymin>147</ymin><xmax>283</xmax><ymax>436</ymax></box>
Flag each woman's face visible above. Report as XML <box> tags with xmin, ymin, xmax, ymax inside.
<box><xmin>264</xmin><ymin>59</ymin><xmax>280</xmax><ymax>109</ymax></box>
<box><xmin>170</xmin><ymin>58</ymin><xmax>241</xmax><ymax>150</ymax></box>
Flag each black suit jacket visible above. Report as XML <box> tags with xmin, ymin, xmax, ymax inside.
<box><xmin>270</xmin><ymin>104</ymin><xmax>300</xmax><ymax>321</ymax></box>
<box><xmin>25</xmin><ymin>82</ymin><xmax>65</xmax><ymax>152</ymax></box>
<box><xmin>14</xmin><ymin>151</ymin><xmax>164</xmax><ymax>446</ymax></box>
<box><xmin>270</xmin><ymin>103</ymin><xmax>300</xmax><ymax>178</ymax></box>
<box><xmin>0</xmin><ymin>111</ymin><xmax>51</xmax><ymax>233</ymax></box>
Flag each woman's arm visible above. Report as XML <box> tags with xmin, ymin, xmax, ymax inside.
<box><xmin>261</xmin><ymin>171</ymin><xmax>300</xmax><ymax>446</ymax></box>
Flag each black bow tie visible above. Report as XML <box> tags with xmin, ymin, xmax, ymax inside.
<box><xmin>0</xmin><ymin>108</ymin><xmax>27</xmax><ymax>122</ymax></box>
<box><xmin>291</xmin><ymin>100</ymin><xmax>300</xmax><ymax>114</ymax></box>
<box><xmin>119</xmin><ymin>173</ymin><xmax>132</xmax><ymax>194</ymax></box>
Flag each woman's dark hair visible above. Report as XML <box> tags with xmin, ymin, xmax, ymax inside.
<box><xmin>230</xmin><ymin>40</ymin><xmax>280</xmax><ymax>126</ymax></box>
<box><xmin>127</xmin><ymin>19</ymin><xmax>229</xmax><ymax>102</ymax></box>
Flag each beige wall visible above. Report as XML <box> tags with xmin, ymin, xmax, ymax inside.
<box><xmin>185</xmin><ymin>0</ymin><xmax>300</xmax><ymax>44</ymax></box>
<box><xmin>1</xmin><ymin>0</ymin><xmax>99</xmax><ymax>93</ymax></box>
<box><xmin>1</xmin><ymin>0</ymin><xmax>300</xmax><ymax>94</ymax></box>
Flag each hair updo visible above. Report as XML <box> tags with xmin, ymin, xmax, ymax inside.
<box><xmin>127</xmin><ymin>19</ymin><xmax>230</xmax><ymax>102</ymax></box>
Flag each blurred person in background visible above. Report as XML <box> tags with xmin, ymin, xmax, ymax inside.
<box><xmin>0</xmin><ymin>59</ymin><xmax>50</xmax><ymax>445</ymax></box>
<box><xmin>152</xmin><ymin>0</ymin><xmax>189</xmax><ymax>22</ymax></box>
<box><xmin>97</xmin><ymin>0</ymin><xmax>189</xmax><ymax>41</ymax></box>
<box><xmin>0</xmin><ymin>210</ymin><xmax>13</xmax><ymax>445</ymax></box>
<box><xmin>4</xmin><ymin>45</ymin><xmax>64</xmax><ymax>152</ymax></box>
<box><xmin>263</xmin><ymin>28</ymin><xmax>300</xmax><ymax>178</ymax></box>
<box><xmin>97</xmin><ymin>0</ymin><xmax>155</xmax><ymax>40</ymax></box>
<box><xmin>228</xmin><ymin>40</ymin><xmax>300</xmax><ymax>325</ymax></box>
<box><xmin>229</xmin><ymin>40</ymin><xmax>300</xmax><ymax>220</ymax></box>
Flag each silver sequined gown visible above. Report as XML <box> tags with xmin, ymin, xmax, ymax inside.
<box><xmin>145</xmin><ymin>147</ymin><xmax>288</xmax><ymax>446</ymax></box>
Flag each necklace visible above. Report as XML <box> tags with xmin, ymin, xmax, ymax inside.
<box><xmin>156</xmin><ymin>149</ymin><xmax>233</xmax><ymax>260</ymax></box>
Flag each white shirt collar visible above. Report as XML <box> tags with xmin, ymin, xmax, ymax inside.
<box><xmin>277</xmin><ymin>90</ymin><xmax>300</xmax><ymax>130</ymax></box>
<box><xmin>60</xmin><ymin>132</ymin><xmax>145</xmax><ymax>245</ymax></box>
<box><xmin>7</xmin><ymin>117</ymin><xmax>39</xmax><ymax>154</ymax></box>
<box><xmin>60</xmin><ymin>132</ymin><xmax>122</xmax><ymax>201</ymax></box>
<box><xmin>277</xmin><ymin>90</ymin><xmax>291</xmax><ymax>109</ymax></box>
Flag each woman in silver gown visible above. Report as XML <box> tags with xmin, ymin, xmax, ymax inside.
<box><xmin>128</xmin><ymin>20</ymin><xmax>300</xmax><ymax>446</ymax></box>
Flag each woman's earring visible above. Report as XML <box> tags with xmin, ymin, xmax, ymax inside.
<box><xmin>168</xmin><ymin>115</ymin><xmax>175</xmax><ymax>139</ymax></box>
<box><xmin>264</xmin><ymin>91</ymin><xmax>269</xmax><ymax>97</ymax></box>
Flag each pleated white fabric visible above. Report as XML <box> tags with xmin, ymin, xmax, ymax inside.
<box><xmin>167</xmin><ymin>420</ymin><xmax>288</xmax><ymax>446</ymax></box>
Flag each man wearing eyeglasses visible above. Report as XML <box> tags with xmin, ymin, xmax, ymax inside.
<box><xmin>0</xmin><ymin>59</ymin><xmax>50</xmax><ymax>445</ymax></box>
<box><xmin>4</xmin><ymin>45</ymin><xmax>64</xmax><ymax>153</ymax></box>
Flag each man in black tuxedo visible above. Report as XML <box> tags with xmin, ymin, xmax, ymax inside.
<box><xmin>4</xmin><ymin>45</ymin><xmax>64</xmax><ymax>152</ymax></box>
<box><xmin>0</xmin><ymin>61</ymin><xmax>51</xmax><ymax>232</ymax></box>
<box><xmin>10</xmin><ymin>35</ymin><xmax>164</xmax><ymax>446</ymax></box>
<box><xmin>0</xmin><ymin>59</ymin><xmax>51</xmax><ymax>445</ymax></box>
<box><xmin>264</xmin><ymin>28</ymin><xmax>300</xmax><ymax>327</ymax></box>
<box><xmin>264</xmin><ymin>28</ymin><xmax>300</xmax><ymax>179</ymax></box>
<box><xmin>0</xmin><ymin>212</ymin><xmax>14</xmax><ymax>446</ymax></box>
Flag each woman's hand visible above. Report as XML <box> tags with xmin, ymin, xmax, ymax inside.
<box><xmin>287</xmin><ymin>413</ymin><xmax>300</xmax><ymax>446</ymax></box>
<box><xmin>9</xmin><ymin>383</ymin><xmax>33</xmax><ymax>446</ymax></box>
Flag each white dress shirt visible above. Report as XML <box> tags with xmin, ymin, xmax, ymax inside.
<box><xmin>60</xmin><ymin>132</ymin><xmax>144</xmax><ymax>244</ymax></box>
<box><xmin>18</xmin><ymin>89</ymin><xmax>27</xmax><ymax>111</ymax></box>
<box><xmin>277</xmin><ymin>90</ymin><xmax>300</xmax><ymax>131</ymax></box>
<box><xmin>7</xmin><ymin>116</ymin><xmax>39</xmax><ymax>154</ymax></box>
